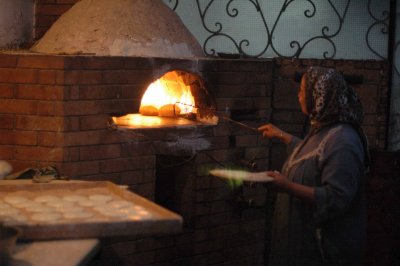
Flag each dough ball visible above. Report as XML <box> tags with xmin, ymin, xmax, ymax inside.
<box><xmin>159</xmin><ymin>104</ymin><xmax>181</xmax><ymax>117</ymax></box>
<box><xmin>139</xmin><ymin>105</ymin><xmax>158</xmax><ymax>116</ymax></box>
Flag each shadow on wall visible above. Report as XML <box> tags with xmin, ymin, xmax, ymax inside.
<box><xmin>0</xmin><ymin>0</ymin><xmax>34</xmax><ymax>48</ymax></box>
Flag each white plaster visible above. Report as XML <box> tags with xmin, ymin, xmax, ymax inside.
<box><xmin>31</xmin><ymin>0</ymin><xmax>204</xmax><ymax>58</ymax></box>
<box><xmin>109</xmin><ymin>38</ymin><xmax>197</xmax><ymax>58</ymax></box>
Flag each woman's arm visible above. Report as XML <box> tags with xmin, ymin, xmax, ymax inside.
<box><xmin>258</xmin><ymin>124</ymin><xmax>293</xmax><ymax>145</ymax></box>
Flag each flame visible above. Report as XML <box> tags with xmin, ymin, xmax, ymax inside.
<box><xmin>140</xmin><ymin>72</ymin><xmax>195</xmax><ymax>115</ymax></box>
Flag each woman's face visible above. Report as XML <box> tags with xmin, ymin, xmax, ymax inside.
<box><xmin>298</xmin><ymin>76</ymin><xmax>308</xmax><ymax>115</ymax></box>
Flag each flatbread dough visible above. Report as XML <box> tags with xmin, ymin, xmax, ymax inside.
<box><xmin>46</xmin><ymin>200</ymin><xmax>75</xmax><ymax>208</ymax></box>
<box><xmin>13</xmin><ymin>201</ymin><xmax>43</xmax><ymax>209</ymax></box>
<box><xmin>29</xmin><ymin>206</ymin><xmax>55</xmax><ymax>213</ymax></box>
<box><xmin>31</xmin><ymin>212</ymin><xmax>62</xmax><ymax>222</ymax></box>
<box><xmin>89</xmin><ymin>194</ymin><xmax>113</xmax><ymax>203</ymax></box>
<box><xmin>34</xmin><ymin>195</ymin><xmax>60</xmax><ymax>203</ymax></box>
<box><xmin>97</xmin><ymin>209</ymin><xmax>127</xmax><ymax>218</ymax></box>
<box><xmin>63</xmin><ymin>212</ymin><xmax>93</xmax><ymax>219</ymax></box>
<box><xmin>107</xmin><ymin>200</ymin><xmax>133</xmax><ymax>209</ymax></box>
<box><xmin>0</xmin><ymin>214</ymin><xmax>28</xmax><ymax>224</ymax></box>
<box><xmin>4</xmin><ymin>196</ymin><xmax>29</xmax><ymax>205</ymax></box>
<box><xmin>59</xmin><ymin>206</ymin><xmax>85</xmax><ymax>213</ymax></box>
<box><xmin>78</xmin><ymin>200</ymin><xmax>104</xmax><ymax>207</ymax></box>
<box><xmin>0</xmin><ymin>208</ymin><xmax>20</xmax><ymax>216</ymax></box>
<box><xmin>209</xmin><ymin>169</ymin><xmax>274</xmax><ymax>182</ymax></box>
<box><xmin>0</xmin><ymin>202</ymin><xmax>11</xmax><ymax>209</ymax></box>
<box><xmin>62</xmin><ymin>195</ymin><xmax>88</xmax><ymax>202</ymax></box>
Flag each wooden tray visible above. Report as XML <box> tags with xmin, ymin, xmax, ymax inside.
<box><xmin>0</xmin><ymin>180</ymin><xmax>182</xmax><ymax>240</ymax></box>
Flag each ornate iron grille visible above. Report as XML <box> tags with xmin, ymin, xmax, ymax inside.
<box><xmin>164</xmin><ymin>0</ymin><xmax>391</xmax><ymax>60</ymax></box>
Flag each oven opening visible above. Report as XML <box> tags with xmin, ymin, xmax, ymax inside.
<box><xmin>112</xmin><ymin>70</ymin><xmax>218</xmax><ymax>128</ymax></box>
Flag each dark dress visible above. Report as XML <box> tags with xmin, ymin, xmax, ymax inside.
<box><xmin>269</xmin><ymin>123</ymin><xmax>366</xmax><ymax>266</ymax></box>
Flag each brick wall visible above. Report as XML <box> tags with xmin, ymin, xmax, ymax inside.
<box><xmin>34</xmin><ymin>0</ymin><xmax>79</xmax><ymax>40</ymax></box>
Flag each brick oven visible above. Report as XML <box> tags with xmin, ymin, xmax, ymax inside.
<box><xmin>0</xmin><ymin>52</ymin><xmax>275</xmax><ymax>264</ymax></box>
<box><xmin>0</xmin><ymin>0</ymin><xmax>391</xmax><ymax>265</ymax></box>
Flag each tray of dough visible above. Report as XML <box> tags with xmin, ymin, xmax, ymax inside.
<box><xmin>0</xmin><ymin>180</ymin><xmax>182</xmax><ymax>240</ymax></box>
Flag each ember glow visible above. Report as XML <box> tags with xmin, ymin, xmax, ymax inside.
<box><xmin>112</xmin><ymin>70</ymin><xmax>218</xmax><ymax>127</ymax></box>
<box><xmin>140</xmin><ymin>71</ymin><xmax>196</xmax><ymax>116</ymax></box>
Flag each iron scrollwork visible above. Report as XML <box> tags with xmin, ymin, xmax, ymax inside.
<box><xmin>165</xmin><ymin>0</ymin><xmax>179</xmax><ymax>11</ymax></box>
<box><xmin>366</xmin><ymin>0</ymin><xmax>390</xmax><ymax>60</ymax></box>
<box><xmin>394</xmin><ymin>40</ymin><xmax>400</xmax><ymax>77</ymax></box>
<box><xmin>165</xmin><ymin>0</ymin><xmax>390</xmax><ymax>60</ymax></box>
<box><xmin>194</xmin><ymin>0</ymin><xmax>350</xmax><ymax>59</ymax></box>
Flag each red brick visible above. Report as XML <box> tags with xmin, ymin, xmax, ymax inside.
<box><xmin>9</xmin><ymin>161</ymin><xmax>37</xmax><ymax>173</ymax></box>
<box><xmin>104</xmin><ymin>99</ymin><xmax>138</xmax><ymax>114</ymax></box>
<box><xmin>64</xmin><ymin>57</ymin><xmax>126</xmax><ymax>70</ymax></box>
<box><xmin>64</xmin><ymin>70</ymin><xmax>103</xmax><ymax>85</ymax></box>
<box><xmin>35</xmin><ymin>0</ymin><xmax>56</xmax><ymax>4</ymax></box>
<box><xmin>79</xmin><ymin>173</ymin><xmax>122</xmax><ymax>184</ymax></box>
<box><xmin>16</xmin><ymin>85</ymin><xmax>64</xmax><ymax>100</ymax></box>
<box><xmin>0</xmin><ymin>146</ymin><xmax>14</xmax><ymax>160</ymax></box>
<box><xmin>64</xmin><ymin>117</ymin><xmax>80</xmax><ymax>131</ymax></box>
<box><xmin>38</xmin><ymin>132</ymin><xmax>57</xmax><ymax>146</ymax></box>
<box><xmin>60</xmin><ymin>161</ymin><xmax>100</xmax><ymax>177</ymax></box>
<box><xmin>56</xmin><ymin>0</ymin><xmax>79</xmax><ymax>4</ymax></box>
<box><xmin>35</xmin><ymin>15</ymin><xmax>57</xmax><ymax>27</ymax></box>
<box><xmin>0</xmin><ymin>99</ymin><xmax>37</xmax><ymax>114</ymax></box>
<box><xmin>236</xmin><ymin>135</ymin><xmax>258</xmax><ymax>147</ymax></box>
<box><xmin>0</xmin><ymin>114</ymin><xmax>14</xmax><ymax>129</ymax></box>
<box><xmin>55</xmin><ymin>70</ymin><xmax>65</xmax><ymax>84</ymax></box>
<box><xmin>0</xmin><ymin>68</ymin><xmax>38</xmax><ymax>83</ymax></box>
<box><xmin>18</xmin><ymin>55</ymin><xmax>65</xmax><ymax>69</ymax></box>
<box><xmin>34</xmin><ymin>26</ymin><xmax>50</xmax><ymax>39</ymax></box>
<box><xmin>65</xmin><ymin>85</ymin><xmax>79</xmax><ymax>100</ymax></box>
<box><xmin>37</xmin><ymin>101</ymin><xmax>56</xmax><ymax>115</ymax></box>
<box><xmin>0</xmin><ymin>84</ymin><xmax>16</xmax><ymax>98</ymax></box>
<box><xmin>120</xmin><ymin>142</ymin><xmax>155</xmax><ymax>157</ymax></box>
<box><xmin>60</xmin><ymin>101</ymin><xmax>104</xmax><ymax>115</ymax></box>
<box><xmin>79</xmin><ymin>85</ymin><xmax>122</xmax><ymax>100</ymax></box>
<box><xmin>0</xmin><ymin>55</ymin><xmax>18</xmax><ymax>67</ymax></box>
<box><xmin>102</xmin><ymin>70</ymin><xmax>153</xmax><ymax>85</ymax></box>
<box><xmin>100</xmin><ymin>156</ymin><xmax>155</xmax><ymax>173</ymax></box>
<box><xmin>15</xmin><ymin>146</ymin><xmax>64</xmax><ymax>161</ymax></box>
<box><xmin>0</xmin><ymin>130</ymin><xmax>37</xmax><ymax>145</ymax></box>
<box><xmin>120</xmin><ymin>85</ymin><xmax>144</xmax><ymax>99</ymax></box>
<box><xmin>64</xmin><ymin>147</ymin><xmax>80</xmax><ymax>161</ymax></box>
<box><xmin>120</xmin><ymin>171</ymin><xmax>146</xmax><ymax>185</ymax></box>
<box><xmin>38</xmin><ymin>70</ymin><xmax>57</xmax><ymax>84</ymax></box>
<box><xmin>35</xmin><ymin>4</ymin><xmax>72</xmax><ymax>16</ymax></box>
<box><xmin>80</xmin><ymin>144</ymin><xmax>121</xmax><ymax>160</ymax></box>
<box><xmin>15</xmin><ymin>115</ymin><xmax>65</xmax><ymax>131</ymax></box>
<box><xmin>53</xmin><ymin>102</ymin><xmax>64</xmax><ymax>116</ymax></box>
<box><xmin>79</xmin><ymin>115</ymin><xmax>109</xmax><ymax>130</ymax></box>
<box><xmin>56</xmin><ymin>131</ymin><xmax>104</xmax><ymax>146</ymax></box>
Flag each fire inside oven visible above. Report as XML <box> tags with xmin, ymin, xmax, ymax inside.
<box><xmin>112</xmin><ymin>70</ymin><xmax>218</xmax><ymax>128</ymax></box>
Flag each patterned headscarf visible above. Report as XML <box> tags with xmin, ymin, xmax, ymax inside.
<box><xmin>303</xmin><ymin>66</ymin><xmax>364</xmax><ymax>129</ymax></box>
<box><xmin>302</xmin><ymin>66</ymin><xmax>370</xmax><ymax>168</ymax></box>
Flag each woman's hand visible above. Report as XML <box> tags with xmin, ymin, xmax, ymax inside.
<box><xmin>258</xmin><ymin>124</ymin><xmax>292</xmax><ymax>144</ymax></box>
<box><xmin>265</xmin><ymin>170</ymin><xmax>292</xmax><ymax>193</ymax></box>
<box><xmin>265</xmin><ymin>170</ymin><xmax>315</xmax><ymax>202</ymax></box>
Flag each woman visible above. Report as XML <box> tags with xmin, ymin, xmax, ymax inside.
<box><xmin>258</xmin><ymin>66</ymin><xmax>369</xmax><ymax>265</ymax></box>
